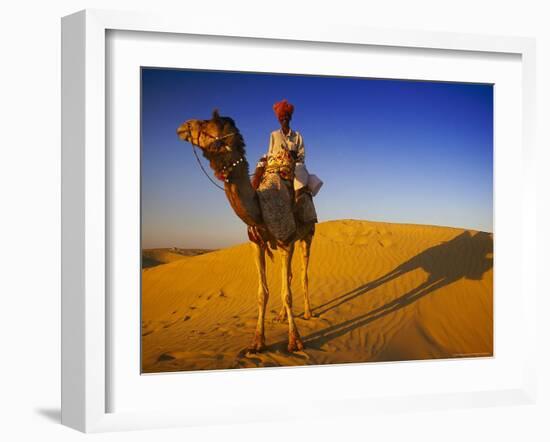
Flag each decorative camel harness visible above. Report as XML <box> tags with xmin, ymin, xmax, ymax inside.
<box><xmin>187</xmin><ymin>122</ymin><xmax>246</xmax><ymax>190</ymax></box>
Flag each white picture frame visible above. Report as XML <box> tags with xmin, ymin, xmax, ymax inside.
<box><xmin>61</xmin><ymin>9</ymin><xmax>537</xmax><ymax>433</ymax></box>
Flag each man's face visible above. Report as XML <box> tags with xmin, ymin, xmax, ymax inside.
<box><xmin>278</xmin><ymin>115</ymin><xmax>291</xmax><ymax>129</ymax></box>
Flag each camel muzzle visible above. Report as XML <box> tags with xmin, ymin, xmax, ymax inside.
<box><xmin>176</xmin><ymin>125</ymin><xmax>191</xmax><ymax>141</ymax></box>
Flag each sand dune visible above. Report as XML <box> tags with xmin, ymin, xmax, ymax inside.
<box><xmin>141</xmin><ymin>219</ymin><xmax>493</xmax><ymax>373</ymax></box>
<box><xmin>142</xmin><ymin>248</ymin><xmax>214</xmax><ymax>269</ymax></box>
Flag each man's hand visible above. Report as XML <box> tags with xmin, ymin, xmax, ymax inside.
<box><xmin>251</xmin><ymin>155</ymin><xmax>267</xmax><ymax>190</ymax></box>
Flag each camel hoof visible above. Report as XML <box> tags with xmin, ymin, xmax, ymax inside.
<box><xmin>303</xmin><ymin>311</ymin><xmax>316</xmax><ymax>320</ymax></box>
<box><xmin>288</xmin><ymin>336</ymin><xmax>304</xmax><ymax>353</ymax></box>
<box><xmin>247</xmin><ymin>335</ymin><xmax>265</xmax><ymax>353</ymax></box>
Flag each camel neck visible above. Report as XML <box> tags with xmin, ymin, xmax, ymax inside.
<box><xmin>224</xmin><ymin>163</ymin><xmax>263</xmax><ymax>227</ymax></box>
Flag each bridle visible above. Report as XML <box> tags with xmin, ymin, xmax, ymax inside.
<box><xmin>187</xmin><ymin>122</ymin><xmax>247</xmax><ymax>190</ymax></box>
<box><xmin>188</xmin><ymin>121</ymin><xmax>237</xmax><ymax>151</ymax></box>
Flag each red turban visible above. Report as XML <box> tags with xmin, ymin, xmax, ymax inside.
<box><xmin>273</xmin><ymin>99</ymin><xmax>294</xmax><ymax>120</ymax></box>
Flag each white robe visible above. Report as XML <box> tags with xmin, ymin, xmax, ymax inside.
<box><xmin>267</xmin><ymin>129</ymin><xmax>309</xmax><ymax>191</ymax></box>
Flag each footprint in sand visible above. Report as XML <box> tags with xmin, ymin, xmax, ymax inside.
<box><xmin>290</xmin><ymin>351</ymin><xmax>310</xmax><ymax>361</ymax></box>
<box><xmin>157</xmin><ymin>353</ymin><xmax>176</xmax><ymax>362</ymax></box>
<box><xmin>244</xmin><ymin>356</ymin><xmax>263</xmax><ymax>365</ymax></box>
<box><xmin>192</xmin><ymin>290</ymin><xmax>226</xmax><ymax>309</ymax></box>
<box><xmin>235</xmin><ymin>349</ymin><xmax>264</xmax><ymax>365</ymax></box>
<box><xmin>162</xmin><ymin>315</ymin><xmax>191</xmax><ymax>329</ymax></box>
<box><xmin>376</xmin><ymin>230</ymin><xmax>393</xmax><ymax>247</ymax></box>
<box><xmin>378</xmin><ymin>238</ymin><xmax>393</xmax><ymax>247</ymax></box>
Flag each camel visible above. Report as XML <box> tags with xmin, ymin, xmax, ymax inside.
<box><xmin>177</xmin><ymin>110</ymin><xmax>315</xmax><ymax>353</ymax></box>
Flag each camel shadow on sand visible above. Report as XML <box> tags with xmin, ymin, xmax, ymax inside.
<box><xmin>267</xmin><ymin>230</ymin><xmax>493</xmax><ymax>353</ymax></box>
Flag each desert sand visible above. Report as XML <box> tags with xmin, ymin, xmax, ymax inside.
<box><xmin>142</xmin><ymin>248</ymin><xmax>214</xmax><ymax>268</ymax></box>
<box><xmin>141</xmin><ymin>219</ymin><xmax>493</xmax><ymax>373</ymax></box>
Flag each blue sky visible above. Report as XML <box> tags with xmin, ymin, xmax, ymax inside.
<box><xmin>141</xmin><ymin>68</ymin><xmax>493</xmax><ymax>249</ymax></box>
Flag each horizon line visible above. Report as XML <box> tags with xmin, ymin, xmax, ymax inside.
<box><xmin>142</xmin><ymin>217</ymin><xmax>493</xmax><ymax>250</ymax></box>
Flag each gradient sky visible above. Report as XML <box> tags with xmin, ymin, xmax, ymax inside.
<box><xmin>141</xmin><ymin>68</ymin><xmax>493</xmax><ymax>249</ymax></box>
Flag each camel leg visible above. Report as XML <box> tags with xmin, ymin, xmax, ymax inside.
<box><xmin>275</xmin><ymin>257</ymin><xmax>293</xmax><ymax>322</ymax></box>
<box><xmin>300</xmin><ymin>235</ymin><xmax>315</xmax><ymax>319</ymax></box>
<box><xmin>248</xmin><ymin>242</ymin><xmax>269</xmax><ymax>352</ymax></box>
<box><xmin>274</xmin><ymin>250</ymin><xmax>292</xmax><ymax>322</ymax></box>
<box><xmin>275</xmin><ymin>305</ymin><xmax>287</xmax><ymax>322</ymax></box>
<box><xmin>280</xmin><ymin>243</ymin><xmax>303</xmax><ymax>352</ymax></box>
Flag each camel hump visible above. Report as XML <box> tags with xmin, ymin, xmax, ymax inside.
<box><xmin>257</xmin><ymin>173</ymin><xmax>296</xmax><ymax>242</ymax></box>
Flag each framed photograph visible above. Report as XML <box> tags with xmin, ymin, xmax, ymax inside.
<box><xmin>61</xmin><ymin>9</ymin><xmax>537</xmax><ymax>433</ymax></box>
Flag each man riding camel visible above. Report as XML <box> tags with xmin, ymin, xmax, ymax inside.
<box><xmin>252</xmin><ymin>99</ymin><xmax>321</xmax><ymax>224</ymax></box>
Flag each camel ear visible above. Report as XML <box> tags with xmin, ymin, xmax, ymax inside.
<box><xmin>212</xmin><ymin>109</ymin><xmax>220</xmax><ymax>120</ymax></box>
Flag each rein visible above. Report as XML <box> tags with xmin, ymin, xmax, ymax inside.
<box><xmin>191</xmin><ymin>143</ymin><xmax>226</xmax><ymax>191</ymax></box>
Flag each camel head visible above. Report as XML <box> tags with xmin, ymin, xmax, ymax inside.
<box><xmin>177</xmin><ymin>109</ymin><xmax>247</xmax><ymax>182</ymax></box>
<box><xmin>177</xmin><ymin>109</ymin><xmax>245</xmax><ymax>156</ymax></box>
